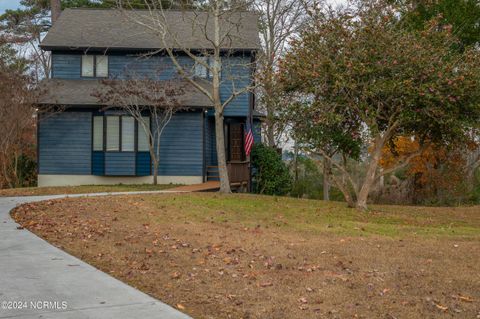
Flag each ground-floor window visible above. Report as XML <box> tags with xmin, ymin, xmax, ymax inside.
<box><xmin>137</xmin><ymin>117</ymin><xmax>150</xmax><ymax>152</ymax></box>
<box><xmin>92</xmin><ymin>115</ymin><xmax>150</xmax><ymax>152</ymax></box>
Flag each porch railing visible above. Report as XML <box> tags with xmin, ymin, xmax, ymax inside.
<box><xmin>227</xmin><ymin>161</ymin><xmax>250</xmax><ymax>184</ymax></box>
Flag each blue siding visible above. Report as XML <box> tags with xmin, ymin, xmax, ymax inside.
<box><xmin>221</xmin><ymin>56</ymin><xmax>252</xmax><ymax>117</ymax></box>
<box><xmin>92</xmin><ymin>151</ymin><xmax>105</xmax><ymax>175</ymax></box>
<box><xmin>136</xmin><ymin>152</ymin><xmax>151</xmax><ymax>176</ymax></box>
<box><xmin>39</xmin><ymin>111</ymin><xmax>91</xmax><ymax>174</ymax></box>
<box><xmin>109</xmin><ymin>55</ymin><xmax>192</xmax><ymax>80</ymax></box>
<box><xmin>109</xmin><ymin>55</ymin><xmax>251</xmax><ymax>116</ymax></box>
<box><xmin>51</xmin><ymin>52</ymin><xmax>253</xmax><ymax>116</ymax></box>
<box><xmin>205</xmin><ymin>118</ymin><xmax>218</xmax><ymax>166</ymax></box>
<box><xmin>156</xmin><ymin>112</ymin><xmax>203</xmax><ymax>176</ymax></box>
<box><xmin>52</xmin><ymin>54</ymin><xmax>81</xmax><ymax>79</ymax></box>
<box><xmin>105</xmin><ymin>152</ymin><xmax>136</xmax><ymax>176</ymax></box>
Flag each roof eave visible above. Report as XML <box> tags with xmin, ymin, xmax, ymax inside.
<box><xmin>39</xmin><ymin>45</ymin><xmax>261</xmax><ymax>52</ymax></box>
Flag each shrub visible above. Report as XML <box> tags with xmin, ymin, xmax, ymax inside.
<box><xmin>251</xmin><ymin>144</ymin><xmax>291</xmax><ymax>195</ymax></box>
<box><xmin>16</xmin><ymin>154</ymin><xmax>37</xmax><ymax>187</ymax></box>
<box><xmin>289</xmin><ymin>155</ymin><xmax>323</xmax><ymax>199</ymax></box>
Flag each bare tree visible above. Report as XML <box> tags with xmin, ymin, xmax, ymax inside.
<box><xmin>254</xmin><ymin>0</ymin><xmax>308</xmax><ymax>147</ymax></box>
<box><xmin>94</xmin><ymin>77</ymin><xmax>187</xmax><ymax>185</ymax></box>
<box><xmin>0</xmin><ymin>64</ymin><xmax>36</xmax><ymax>188</ymax></box>
<box><xmin>118</xmin><ymin>1</ymin><xmax>257</xmax><ymax>193</ymax></box>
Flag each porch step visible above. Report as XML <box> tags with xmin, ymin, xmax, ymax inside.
<box><xmin>206</xmin><ymin>165</ymin><xmax>220</xmax><ymax>181</ymax></box>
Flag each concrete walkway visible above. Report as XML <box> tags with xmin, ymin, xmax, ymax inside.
<box><xmin>0</xmin><ymin>192</ymin><xmax>191</xmax><ymax>319</ymax></box>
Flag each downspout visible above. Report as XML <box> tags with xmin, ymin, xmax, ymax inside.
<box><xmin>36</xmin><ymin>112</ymin><xmax>40</xmax><ymax>184</ymax></box>
<box><xmin>202</xmin><ymin>108</ymin><xmax>206</xmax><ymax>182</ymax></box>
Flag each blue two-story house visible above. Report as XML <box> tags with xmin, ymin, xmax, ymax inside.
<box><xmin>37</xmin><ymin>8</ymin><xmax>262</xmax><ymax>187</ymax></box>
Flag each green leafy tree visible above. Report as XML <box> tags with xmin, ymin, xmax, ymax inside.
<box><xmin>0</xmin><ymin>38</ymin><xmax>28</xmax><ymax>73</ymax></box>
<box><xmin>251</xmin><ymin>144</ymin><xmax>291</xmax><ymax>195</ymax></box>
<box><xmin>280</xmin><ymin>0</ymin><xmax>480</xmax><ymax>210</ymax></box>
<box><xmin>281</xmin><ymin>100</ymin><xmax>362</xmax><ymax>204</ymax></box>
<box><xmin>399</xmin><ymin>0</ymin><xmax>480</xmax><ymax>48</ymax></box>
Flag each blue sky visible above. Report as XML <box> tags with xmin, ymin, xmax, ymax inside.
<box><xmin>0</xmin><ymin>0</ymin><xmax>347</xmax><ymax>15</ymax></box>
<box><xmin>0</xmin><ymin>0</ymin><xmax>22</xmax><ymax>14</ymax></box>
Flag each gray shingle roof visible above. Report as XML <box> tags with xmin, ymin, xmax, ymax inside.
<box><xmin>38</xmin><ymin>79</ymin><xmax>213</xmax><ymax>107</ymax></box>
<box><xmin>40</xmin><ymin>8</ymin><xmax>261</xmax><ymax>51</ymax></box>
<box><xmin>252</xmin><ymin>110</ymin><xmax>266</xmax><ymax>118</ymax></box>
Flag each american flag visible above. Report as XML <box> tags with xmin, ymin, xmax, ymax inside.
<box><xmin>244</xmin><ymin>122</ymin><xmax>254</xmax><ymax>156</ymax></box>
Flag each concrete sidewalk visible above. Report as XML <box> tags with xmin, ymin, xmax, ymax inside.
<box><xmin>0</xmin><ymin>193</ymin><xmax>191</xmax><ymax>319</ymax></box>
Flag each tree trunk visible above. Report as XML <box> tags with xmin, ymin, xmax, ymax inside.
<box><xmin>323</xmin><ymin>157</ymin><xmax>330</xmax><ymax>201</ymax></box>
<box><xmin>152</xmin><ymin>158</ymin><xmax>158</xmax><ymax>185</ymax></box>
<box><xmin>356</xmin><ymin>137</ymin><xmax>384</xmax><ymax>210</ymax></box>
<box><xmin>50</xmin><ymin>0</ymin><xmax>61</xmax><ymax>24</ymax></box>
<box><xmin>331</xmin><ymin>174</ymin><xmax>355</xmax><ymax>207</ymax></box>
<box><xmin>214</xmin><ymin>111</ymin><xmax>231</xmax><ymax>193</ymax></box>
<box><xmin>212</xmin><ymin>5</ymin><xmax>230</xmax><ymax>194</ymax></box>
<box><xmin>266</xmin><ymin>116</ymin><xmax>276</xmax><ymax>148</ymax></box>
<box><xmin>294</xmin><ymin>141</ymin><xmax>298</xmax><ymax>182</ymax></box>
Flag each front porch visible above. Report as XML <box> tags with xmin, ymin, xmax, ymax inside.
<box><xmin>204</xmin><ymin>118</ymin><xmax>252</xmax><ymax>190</ymax></box>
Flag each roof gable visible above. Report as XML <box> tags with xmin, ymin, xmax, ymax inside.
<box><xmin>40</xmin><ymin>8</ymin><xmax>261</xmax><ymax>51</ymax></box>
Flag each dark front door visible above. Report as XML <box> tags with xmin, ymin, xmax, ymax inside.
<box><xmin>228</xmin><ymin>123</ymin><xmax>245</xmax><ymax>162</ymax></box>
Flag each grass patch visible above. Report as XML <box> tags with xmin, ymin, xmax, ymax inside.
<box><xmin>146</xmin><ymin>194</ymin><xmax>480</xmax><ymax>238</ymax></box>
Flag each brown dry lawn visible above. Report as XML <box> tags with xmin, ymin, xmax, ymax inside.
<box><xmin>11</xmin><ymin>193</ymin><xmax>480</xmax><ymax>319</ymax></box>
<box><xmin>0</xmin><ymin>184</ymin><xmax>177</xmax><ymax>197</ymax></box>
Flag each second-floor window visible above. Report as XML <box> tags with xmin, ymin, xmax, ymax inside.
<box><xmin>82</xmin><ymin>55</ymin><xmax>108</xmax><ymax>78</ymax></box>
<box><xmin>194</xmin><ymin>56</ymin><xmax>221</xmax><ymax>79</ymax></box>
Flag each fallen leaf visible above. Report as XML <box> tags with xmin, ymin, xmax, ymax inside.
<box><xmin>434</xmin><ymin>303</ymin><xmax>448</xmax><ymax>312</ymax></box>
<box><xmin>176</xmin><ymin>304</ymin><xmax>185</xmax><ymax>310</ymax></box>
<box><xmin>260</xmin><ymin>282</ymin><xmax>273</xmax><ymax>287</ymax></box>
<box><xmin>457</xmin><ymin>295</ymin><xmax>474</xmax><ymax>303</ymax></box>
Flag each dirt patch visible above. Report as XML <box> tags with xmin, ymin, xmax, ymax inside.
<box><xmin>0</xmin><ymin>184</ymin><xmax>177</xmax><ymax>197</ymax></box>
<box><xmin>11</xmin><ymin>194</ymin><xmax>480</xmax><ymax>319</ymax></box>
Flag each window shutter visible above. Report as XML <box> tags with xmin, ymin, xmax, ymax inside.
<box><xmin>106</xmin><ymin>116</ymin><xmax>120</xmax><ymax>151</ymax></box>
<box><xmin>81</xmin><ymin>55</ymin><xmax>94</xmax><ymax>77</ymax></box>
<box><xmin>96</xmin><ymin>55</ymin><xmax>108</xmax><ymax>77</ymax></box>
<box><xmin>93</xmin><ymin>116</ymin><xmax>104</xmax><ymax>151</ymax></box>
<box><xmin>137</xmin><ymin>117</ymin><xmax>150</xmax><ymax>152</ymax></box>
<box><xmin>121</xmin><ymin>116</ymin><xmax>135</xmax><ymax>152</ymax></box>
